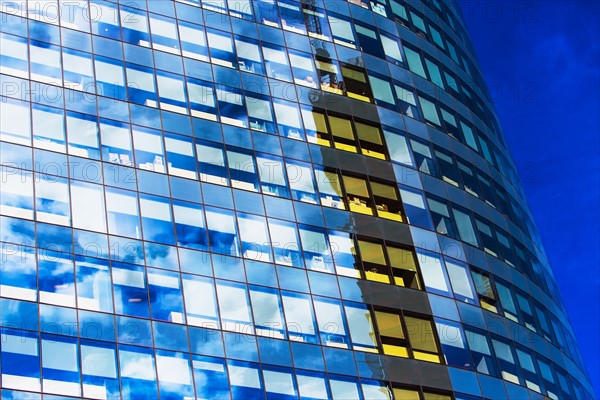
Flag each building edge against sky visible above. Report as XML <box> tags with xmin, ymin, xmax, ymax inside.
<box><xmin>0</xmin><ymin>0</ymin><xmax>595</xmax><ymax>399</ymax></box>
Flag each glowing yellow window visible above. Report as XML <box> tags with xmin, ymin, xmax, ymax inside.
<box><xmin>329</xmin><ymin>116</ymin><xmax>357</xmax><ymax>153</ymax></box>
<box><xmin>393</xmin><ymin>388</ymin><xmax>420</xmax><ymax>400</ymax></box>
<box><xmin>371</xmin><ymin>182</ymin><xmax>403</xmax><ymax>222</ymax></box>
<box><xmin>358</xmin><ymin>241</ymin><xmax>389</xmax><ymax>283</ymax></box>
<box><xmin>387</xmin><ymin>246</ymin><xmax>421</xmax><ymax>290</ymax></box>
<box><xmin>343</xmin><ymin>176</ymin><xmax>373</xmax><ymax>215</ymax></box>
<box><xmin>404</xmin><ymin>316</ymin><xmax>440</xmax><ymax>363</ymax></box>
<box><xmin>375</xmin><ymin>311</ymin><xmax>408</xmax><ymax>357</ymax></box>
<box><xmin>358</xmin><ymin>241</ymin><xmax>386</xmax><ymax>265</ymax></box>
<box><xmin>356</xmin><ymin>122</ymin><xmax>386</xmax><ymax>159</ymax></box>
<box><xmin>375</xmin><ymin>311</ymin><xmax>404</xmax><ymax>338</ymax></box>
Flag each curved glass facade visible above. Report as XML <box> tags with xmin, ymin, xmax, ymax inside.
<box><xmin>0</xmin><ymin>0</ymin><xmax>594</xmax><ymax>399</ymax></box>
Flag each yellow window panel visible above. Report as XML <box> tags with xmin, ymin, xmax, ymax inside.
<box><xmin>329</xmin><ymin>116</ymin><xmax>354</xmax><ymax>140</ymax></box>
<box><xmin>375</xmin><ymin>311</ymin><xmax>404</xmax><ymax>339</ymax></box>
<box><xmin>383</xmin><ymin>344</ymin><xmax>409</xmax><ymax>358</ymax></box>
<box><xmin>316</xmin><ymin>137</ymin><xmax>331</xmax><ymax>147</ymax></box>
<box><xmin>347</xmin><ymin>92</ymin><xmax>371</xmax><ymax>102</ymax></box>
<box><xmin>362</xmin><ymin>148</ymin><xmax>386</xmax><ymax>159</ymax></box>
<box><xmin>393</xmin><ymin>269</ymin><xmax>421</xmax><ymax>290</ymax></box>
<box><xmin>358</xmin><ymin>241</ymin><xmax>386</xmax><ymax>265</ymax></box>
<box><xmin>378</xmin><ymin>210</ymin><xmax>403</xmax><ymax>222</ymax></box>
<box><xmin>322</xmin><ymin>85</ymin><xmax>343</xmax><ymax>95</ymax></box>
<box><xmin>371</xmin><ymin>182</ymin><xmax>398</xmax><ymax>200</ymax></box>
<box><xmin>365</xmin><ymin>270</ymin><xmax>390</xmax><ymax>284</ymax></box>
<box><xmin>394</xmin><ymin>276</ymin><xmax>406</xmax><ymax>287</ymax></box>
<box><xmin>341</xmin><ymin>67</ymin><xmax>367</xmax><ymax>83</ymax></box>
<box><xmin>307</xmin><ymin>134</ymin><xmax>331</xmax><ymax>147</ymax></box>
<box><xmin>423</xmin><ymin>392</ymin><xmax>452</xmax><ymax>400</ymax></box>
<box><xmin>316</xmin><ymin>60</ymin><xmax>339</xmax><ymax>73</ymax></box>
<box><xmin>355</xmin><ymin>122</ymin><xmax>382</xmax><ymax>144</ymax></box>
<box><xmin>480</xmin><ymin>300</ymin><xmax>498</xmax><ymax>313</ymax></box>
<box><xmin>343</xmin><ymin>175</ymin><xmax>369</xmax><ymax>197</ymax></box>
<box><xmin>349</xmin><ymin>202</ymin><xmax>373</xmax><ymax>215</ymax></box>
<box><xmin>393</xmin><ymin>388</ymin><xmax>420</xmax><ymax>400</ymax></box>
<box><xmin>388</xmin><ymin>246</ymin><xmax>417</xmax><ymax>271</ymax></box>
<box><xmin>404</xmin><ymin>316</ymin><xmax>438</xmax><ymax>353</ymax></box>
<box><xmin>413</xmin><ymin>351</ymin><xmax>440</xmax><ymax>363</ymax></box>
<box><xmin>334</xmin><ymin>142</ymin><xmax>358</xmax><ymax>153</ymax></box>
<box><xmin>308</xmin><ymin>32</ymin><xmax>330</xmax><ymax>41</ymax></box>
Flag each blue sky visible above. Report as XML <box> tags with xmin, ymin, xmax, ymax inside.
<box><xmin>458</xmin><ymin>0</ymin><xmax>600</xmax><ymax>395</ymax></box>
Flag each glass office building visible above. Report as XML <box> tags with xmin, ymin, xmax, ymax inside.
<box><xmin>0</xmin><ymin>0</ymin><xmax>594</xmax><ymax>399</ymax></box>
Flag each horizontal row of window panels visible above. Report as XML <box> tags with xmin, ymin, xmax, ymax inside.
<box><xmin>0</xmin><ymin>22</ymin><xmax>496</xmax><ymax>162</ymax></box>
<box><xmin>0</xmin><ymin>20</ymin><xmax>377</xmax><ymax>103</ymax></box>
<box><xmin>0</xmin><ymin>93</ymin><xmax>530</xmax><ymax>251</ymax></box>
<box><xmin>0</xmin><ymin>132</ymin><xmax>556</xmax><ymax>322</ymax></box>
<box><xmin>0</xmin><ymin>158</ymin><xmax>544</xmax><ymax>305</ymax></box>
<box><xmin>2</xmin><ymin>0</ymin><xmax>480</xmax><ymax>101</ymax></box>
<box><xmin>0</xmin><ymin>21</ymin><xmax>513</xmax><ymax>193</ymax></box>
<box><xmin>0</xmin><ymin>199</ymin><xmax>579</xmax><ymax>382</ymax></box>
<box><xmin>0</xmin><ymin>202</ymin><xmax>578</xmax><ymax>371</ymax></box>
<box><xmin>0</xmin><ymin>3</ymin><xmax>501</xmax><ymax>156</ymax></box>
<box><xmin>0</xmin><ymin>140</ymin><xmax>549</xmax><ymax>297</ymax></box>
<box><xmin>0</xmin><ymin>262</ymin><xmax>444</xmax><ymax>361</ymax></box>
<box><xmin>0</xmin><ymin>324</ymin><xmax>455</xmax><ymax>400</ymax></box>
<box><xmin>0</xmin><ymin>138</ymin><xmax>556</xmax><ymax>313</ymax></box>
<box><xmin>0</xmin><ymin>296</ymin><xmax>582</xmax><ymax>400</ymax></box>
<box><xmin>0</xmin><ymin>81</ymin><xmax>519</xmax><ymax>216</ymax></box>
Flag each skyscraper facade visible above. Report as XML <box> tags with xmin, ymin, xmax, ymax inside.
<box><xmin>0</xmin><ymin>0</ymin><xmax>594</xmax><ymax>399</ymax></box>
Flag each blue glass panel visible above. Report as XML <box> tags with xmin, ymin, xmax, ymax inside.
<box><xmin>227</xmin><ymin>360</ymin><xmax>263</xmax><ymax>399</ymax></box>
<box><xmin>147</xmin><ymin>268</ymin><xmax>185</xmax><ymax>322</ymax></box>
<box><xmin>153</xmin><ymin>321</ymin><xmax>189</xmax><ymax>352</ymax></box>
<box><xmin>189</xmin><ymin>327</ymin><xmax>224</xmax><ymax>357</ymax></box>
<box><xmin>323</xmin><ymin>346</ymin><xmax>357</xmax><ymax>376</ymax></box>
<box><xmin>78</xmin><ymin>310</ymin><xmax>116</xmax><ymax>342</ymax></box>
<box><xmin>290</xmin><ymin>343</ymin><xmax>324</xmax><ymax>371</ymax></box>
<box><xmin>80</xmin><ymin>339</ymin><xmax>120</xmax><ymax>398</ymax></box>
<box><xmin>192</xmin><ymin>355</ymin><xmax>230</xmax><ymax>399</ymax></box>
<box><xmin>112</xmin><ymin>262</ymin><xmax>150</xmax><ymax>319</ymax></box>
<box><xmin>0</xmin><ymin>298</ymin><xmax>38</xmax><ymax>331</ymax></box>
<box><xmin>449</xmin><ymin>368</ymin><xmax>482</xmax><ymax>396</ymax></box>
<box><xmin>119</xmin><ymin>344</ymin><xmax>159</xmax><ymax>399</ymax></box>
<box><xmin>224</xmin><ymin>332</ymin><xmax>259</xmax><ymax>361</ymax></box>
<box><xmin>145</xmin><ymin>242</ymin><xmax>180</xmax><ymax>270</ymax></box>
<box><xmin>258</xmin><ymin>337</ymin><xmax>293</xmax><ymax>367</ymax></box>
<box><xmin>0</xmin><ymin>328</ymin><xmax>41</xmax><ymax>389</ymax></box>
<box><xmin>117</xmin><ymin>316</ymin><xmax>153</xmax><ymax>347</ymax></box>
